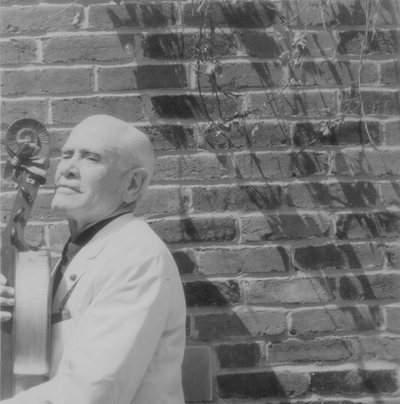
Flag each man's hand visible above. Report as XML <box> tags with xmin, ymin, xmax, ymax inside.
<box><xmin>0</xmin><ymin>274</ymin><xmax>14</xmax><ymax>322</ymax></box>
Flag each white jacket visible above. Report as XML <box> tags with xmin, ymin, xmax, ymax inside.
<box><xmin>4</xmin><ymin>214</ymin><xmax>186</xmax><ymax>404</ymax></box>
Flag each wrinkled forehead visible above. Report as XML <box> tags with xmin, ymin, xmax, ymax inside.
<box><xmin>65</xmin><ymin>119</ymin><xmax>126</xmax><ymax>153</ymax></box>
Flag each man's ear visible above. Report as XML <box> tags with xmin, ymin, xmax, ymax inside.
<box><xmin>122</xmin><ymin>167</ymin><xmax>149</xmax><ymax>204</ymax></box>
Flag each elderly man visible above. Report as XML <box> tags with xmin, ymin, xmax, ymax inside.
<box><xmin>0</xmin><ymin>115</ymin><xmax>186</xmax><ymax>403</ymax></box>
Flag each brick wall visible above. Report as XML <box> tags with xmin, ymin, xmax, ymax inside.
<box><xmin>1</xmin><ymin>0</ymin><xmax>400</xmax><ymax>402</ymax></box>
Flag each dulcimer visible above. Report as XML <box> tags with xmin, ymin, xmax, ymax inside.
<box><xmin>1</xmin><ymin>119</ymin><xmax>52</xmax><ymax>399</ymax></box>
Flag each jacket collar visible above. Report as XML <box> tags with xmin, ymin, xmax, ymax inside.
<box><xmin>52</xmin><ymin>213</ymin><xmax>135</xmax><ymax>313</ymax></box>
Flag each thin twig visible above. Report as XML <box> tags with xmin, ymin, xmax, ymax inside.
<box><xmin>48</xmin><ymin>0</ymin><xmax>78</xmax><ymax>18</ymax></box>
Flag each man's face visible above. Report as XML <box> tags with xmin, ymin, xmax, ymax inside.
<box><xmin>51</xmin><ymin>121</ymin><xmax>128</xmax><ymax>224</ymax></box>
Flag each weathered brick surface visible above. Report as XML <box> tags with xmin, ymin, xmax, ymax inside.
<box><xmin>149</xmin><ymin>216</ymin><xmax>236</xmax><ymax>244</ymax></box>
<box><xmin>217</xmin><ymin>371</ymin><xmax>308</xmax><ymax>398</ymax></box>
<box><xmin>184</xmin><ymin>280</ymin><xmax>241</xmax><ymax>307</ymax></box>
<box><xmin>291</xmin><ymin>306</ymin><xmax>380</xmax><ymax>335</ymax></box>
<box><xmin>310</xmin><ymin>369</ymin><xmax>398</xmax><ymax>394</ymax></box>
<box><xmin>191</xmin><ymin>184</ymin><xmax>284</xmax><ymax>212</ymax></box>
<box><xmin>141</xmin><ymin>125</ymin><xmax>196</xmax><ymax>150</ymax></box>
<box><xmin>269</xmin><ymin>338</ymin><xmax>353</xmax><ymax>363</ymax></box>
<box><xmin>1</xmin><ymin>99</ymin><xmax>46</xmax><ymax>126</ymax></box>
<box><xmin>196</xmin><ymin>246</ymin><xmax>290</xmax><ymax>275</ymax></box>
<box><xmin>43</xmin><ymin>35</ymin><xmax>136</xmax><ymax>63</ymax></box>
<box><xmin>332</xmin><ymin>150</ymin><xmax>400</xmax><ymax>176</ymax></box>
<box><xmin>244</xmin><ymin>277</ymin><xmax>336</xmax><ymax>304</ymax></box>
<box><xmin>292</xmin><ymin>120</ymin><xmax>381</xmax><ymax>147</ymax></box>
<box><xmin>357</xmin><ymin>336</ymin><xmax>400</xmax><ymax>361</ymax></box>
<box><xmin>217</xmin><ymin>342</ymin><xmax>262</xmax><ymax>368</ymax></box>
<box><xmin>153</xmin><ymin>154</ymin><xmax>232</xmax><ymax>181</ymax></box>
<box><xmin>335</xmin><ymin>212</ymin><xmax>400</xmax><ymax>240</ymax></box>
<box><xmin>2</xmin><ymin>0</ymin><xmax>400</xmax><ymax>401</ymax></box>
<box><xmin>89</xmin><ymin>3</ymin><xmax>178</xmax><ymax>29</ymax></box>
<box><xmin>52</xmin><ymin>96</ymin><xmax>144</xmax><ymax>124</ymax></box>
<box><xmin>1</xmin><ymin>68</ymin><xmax>92</xmax><ymax>95</ymax></box>
<box><xmin>0</xmin><ymin>39</ymin><xmax>37</xmax><ymax>65</ymax></box>
<box><xmin>385</xmin><ymin>305</ymin><xmax>400</xmax><ymax>333</ymax></box>
<box><xmin>98</xmin><ymin>65</ymin><xmax>188</xmax><ymax>91</ymax></box>
<box><xmin>294</xmin><ymin>243</ymin><xmax>384</xmax><ymax>271</ymax></box>
<box><xmin>195</xmin><ymin>310</ymin><xmax>286</xmax><ymax>341</ymax></box>
<box><xmin>240</xmin><ymin>212</ymin><xmax>331</xmax><ymax>242</ymax></box>
<box><xmin>0</xmin><ymin>5</ymin><xmax>84</xmax><ymax>33</ymax></box>
<box><xmin>339</xmin><ymin>274</ymin><xmax>400</xmax><ymax>300</ymax></box>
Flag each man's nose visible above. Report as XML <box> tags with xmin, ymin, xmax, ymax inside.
<box><xmin>59</xmin><ymin>157</ymin><xmax>79</xmax><ymax>178</ymax></box>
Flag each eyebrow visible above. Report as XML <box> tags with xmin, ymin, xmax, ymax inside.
<box><xmin>61</xmin><ymin>147</ymin><xmax>104</xmax><ymax>158</ymax></box>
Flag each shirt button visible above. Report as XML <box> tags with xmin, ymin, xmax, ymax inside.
<box><xmin>70</xmin><ymin>274</ymin><xmax>77</xmax><ymax>281</ymax></box>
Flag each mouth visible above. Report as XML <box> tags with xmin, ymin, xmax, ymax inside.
<box><xmin>56</xmin><ymin>185</ymin><xmax>80</xmax><ymax>193</ymax></box>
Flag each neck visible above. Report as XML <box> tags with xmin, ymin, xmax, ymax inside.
<box><xmin>68</xmin><ymin>205</ymin><xmax>133</xmax><ymax>238</ymax></box>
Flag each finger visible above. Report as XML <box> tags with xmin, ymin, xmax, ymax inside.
<box><xmin>1</xmin><ymin>312</ymin><xmax>12</xmax><ymax>322</ymax></box>
<box><xmin>0</xmin><ymin>286</ymin><xmax>14</xmax><ymax>298</ymax></box>
<box><xmin>0</xmin><ymin>274</ymin><xmax>6</xmax><ymax>285</ymax></box>
<box><xmin>0</xmin><ymin>297</ymin><xmax>14</xmax><ymax>306</ymax></box>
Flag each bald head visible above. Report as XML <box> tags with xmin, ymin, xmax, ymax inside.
<box><xmin>73</xmin><ymin>115</ymin><xmax>154</xmax><ymax>195</ymax></box>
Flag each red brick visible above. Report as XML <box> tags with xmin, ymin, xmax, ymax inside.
<box><xmin>150</xmin><ymin>94</ymin><xmax>238</xmax><ymax>120</ymax></box>
<box><xmin>310</xmin><ymin>369</ymin><xmax>398</xmax><ymax>395</ymax></box>
<box><xmin>234</xmin><ymin>151</ymin><xmax>294</xmax><ymax>179</ymax></box>
<box><xmin>195</xmin><ymin>246</ymin><xmax>290</xmax><ymax>275</ymax></box>
<box><xmin>217</xmin><ymin>371</ymin><xmax>308</xmax><ymax>398</ymax></box>
<box><xmin>43</xmin><ymin>34</ymin><xmax>136</xmax><ymax>63</ymax></box>
<box><xmin>1</xmin><ymin>99</ymin><xmax>46</xmax><ymax>126</ymax></box>
<box><xmin>51</xmin><ymin>96</ymin><xmax>144</xmax><ymax>125</ymax></box>
<box><xmin>339</xmin><ymin>274</ymin><xmax>400</xmax><ymax>300</ymax></box>
<box><xmin>0</xmin><ymin>39</ymin><xmax>37</xmax><ymax>65</ymax></box>
<box><xmin>381</xmin><ymin>181</ymin><xmax>400</xmax><ymax>206</ymax></box>
<box><xmin>183</xmin><ymin>1</ymin><xmax>276</xmax><ymax>28</ymax></box>
<box><xmin>386</xmin><ymin>242</ymin><xmax>400</xmax><ymax>268</ymax></box>
<box><xmin>357</xmin><ymin>336</ymin><xmax>400</xmax><ymax>361</ymax></box>
<box><xmin>142</xmin><ymin>32</ymin><xmax>236</xmax><ymax>60</ymax></box>
<box><xmin>240</xmin><ymin>212</ymin><xmax>331</xmax><ymax>242</ymax></box>
<box><xmin>292</xmin><ymin>120</ymin><xmax>381</xmax><ymax>147</ymax></box>
<box><xmin>149</xmin><ymin>216</ymin><xmax>236</xmax><ymax>244</ymax></box>
<box><xmin>288</xmin><ymin>181</ymin><xmax>379</xmax><ymax>208</ymax></box>
<box><xmin>98</xmin><ymin>65</ymin><xmax>188</xmax><ymax>91</ymax></box>
<box><xmin>171</xmin><ymin>250</ymin><xmax>196</xmax><ymax>275</ymax></box>
<box><xmin>217</xmin><ymin>342</ymin><xmax>262</xmax><ymax>368</ymax></box>
<box><xmin>24</xmin><ymin>223</ymin><xmax>46</xmax><ymax>248</ymax></box>
<box><xmin>238</xmin><ymin>31</ymin><xmax>287</xmax><ymax>59</ymax></box>
<box><xmin>48</xmin><ymin>128</ymin><xmax>71</xmax><ymax>155</ymax></box>
<box><xmin>1</xmin><ymin>68</ymin><xmax>92</xmax><ymax>95</ymax></box>
<box><xmin>153</xmin><ymin>154</ymin><xmax>232</xmax><ymax>181</ymax></box>
<box><xmin>195</xmin><ymin>310</ymin><xmax>286</xmax><ymax>341</ymax></box>
<box><xmin>89</xmin><ymin>3</ymin><xmax>178</xmax><ymax>29</ymax></box>
<box><xmin>250</xmin><ymin>121</ymin><xmax>290</xmax><ymax>147</ymax></box>
<box><xmin>340</xmin><ymin>89</ymin><xmax>400</xmax><ymax>116</ymax></box>
<box><xmin>294</xmin><ymin>243</ymin><xmax>384</xmax><ymax>271</ymax></box>
<box><xmin>249</xmin><ymin>90</ymin><xmax>337</xmax><ymax>118</ymax></box>
<box><xmin>381</xmin><ymin>60</ymin><xmax>400</xmax><ymax>85</ymax></box>
<box><xmin>269</xmin><ymin>338</ymin><xmax>353</xmax><ymax>363</ymax></box>
<box><xmin>386</xmin><ymin>305</ymin><xmax>400</xmax><ymax>332</ymax></box>
<box><xmin>191</xmin><ymin>184</ymin><xmax>284</xmax><ymax>212</ymax></box>
<box><xmin>332</xmin><ymin>150</ymin><xmax>400</xmax><ymax>176</ymax></box>
<box><xmin>335</xmin><ymin>212</ymin><xmax>400</xmax><ymax>240</ymax></box>
<box><xmin>135</xmin><ymin>186</ymin><xmax>189</xmax><ymax>217</ymax></box>
<box><xmin>48</xmin><ymin>222</ymin><xmax>70</xmax><ymax>251</ymax></box>
<box><xmin>291</xmin><ymin>60</ymin><xmax>378</xmax><ymax>86</ymax></box>
<box><xmin>0</xmin><ymin>5</ymin><xmax>84</xmax><ymax>33</ymax></box>
<box><xmin>198</xmin><ymin>62</ymin><xmax>285</xmax><ymax>90</ymax></box>
<box><xmin>141</xmin><ymin>125</ymin><xmax>196</xmax><ymax>151</ymax></box>
<box><xmin>338</xmin><ymin>30</ymin><xmax>400</xmax><ymax>55</ymax></box>
<box><xmin>45</xmin><ymin>158</ymin><xmax>59</xmax><ymax>188</ymax></box>
<box><xmin>245</xmin><ymin>277</ymin><xmax>336</xmax><ymax>305</ymax></box>
<box><xmin>385</xmin><ymin>119</ymin><xmax>400</xmax><ymax>145</ymax></box>
<box><xmin>291</xmin><ymin>306</ymin><xmax>380</xmax><ymax>335</ymax></box>
<box><xmin>183</xmin><ymin>280</ymin><xmax>241</xmax><ymax>307</ymax></box>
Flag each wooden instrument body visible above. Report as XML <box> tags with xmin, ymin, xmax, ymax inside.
<box><xmin>1</xmin><ymin>120</ymin><xmax>51</xmax><ymax>399</ymax></box>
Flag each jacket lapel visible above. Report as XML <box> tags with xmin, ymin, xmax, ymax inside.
<box><xmin>51</xmin><ymin>213</ymin><xmax>135</xmax><ymax>314</ymax></box>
